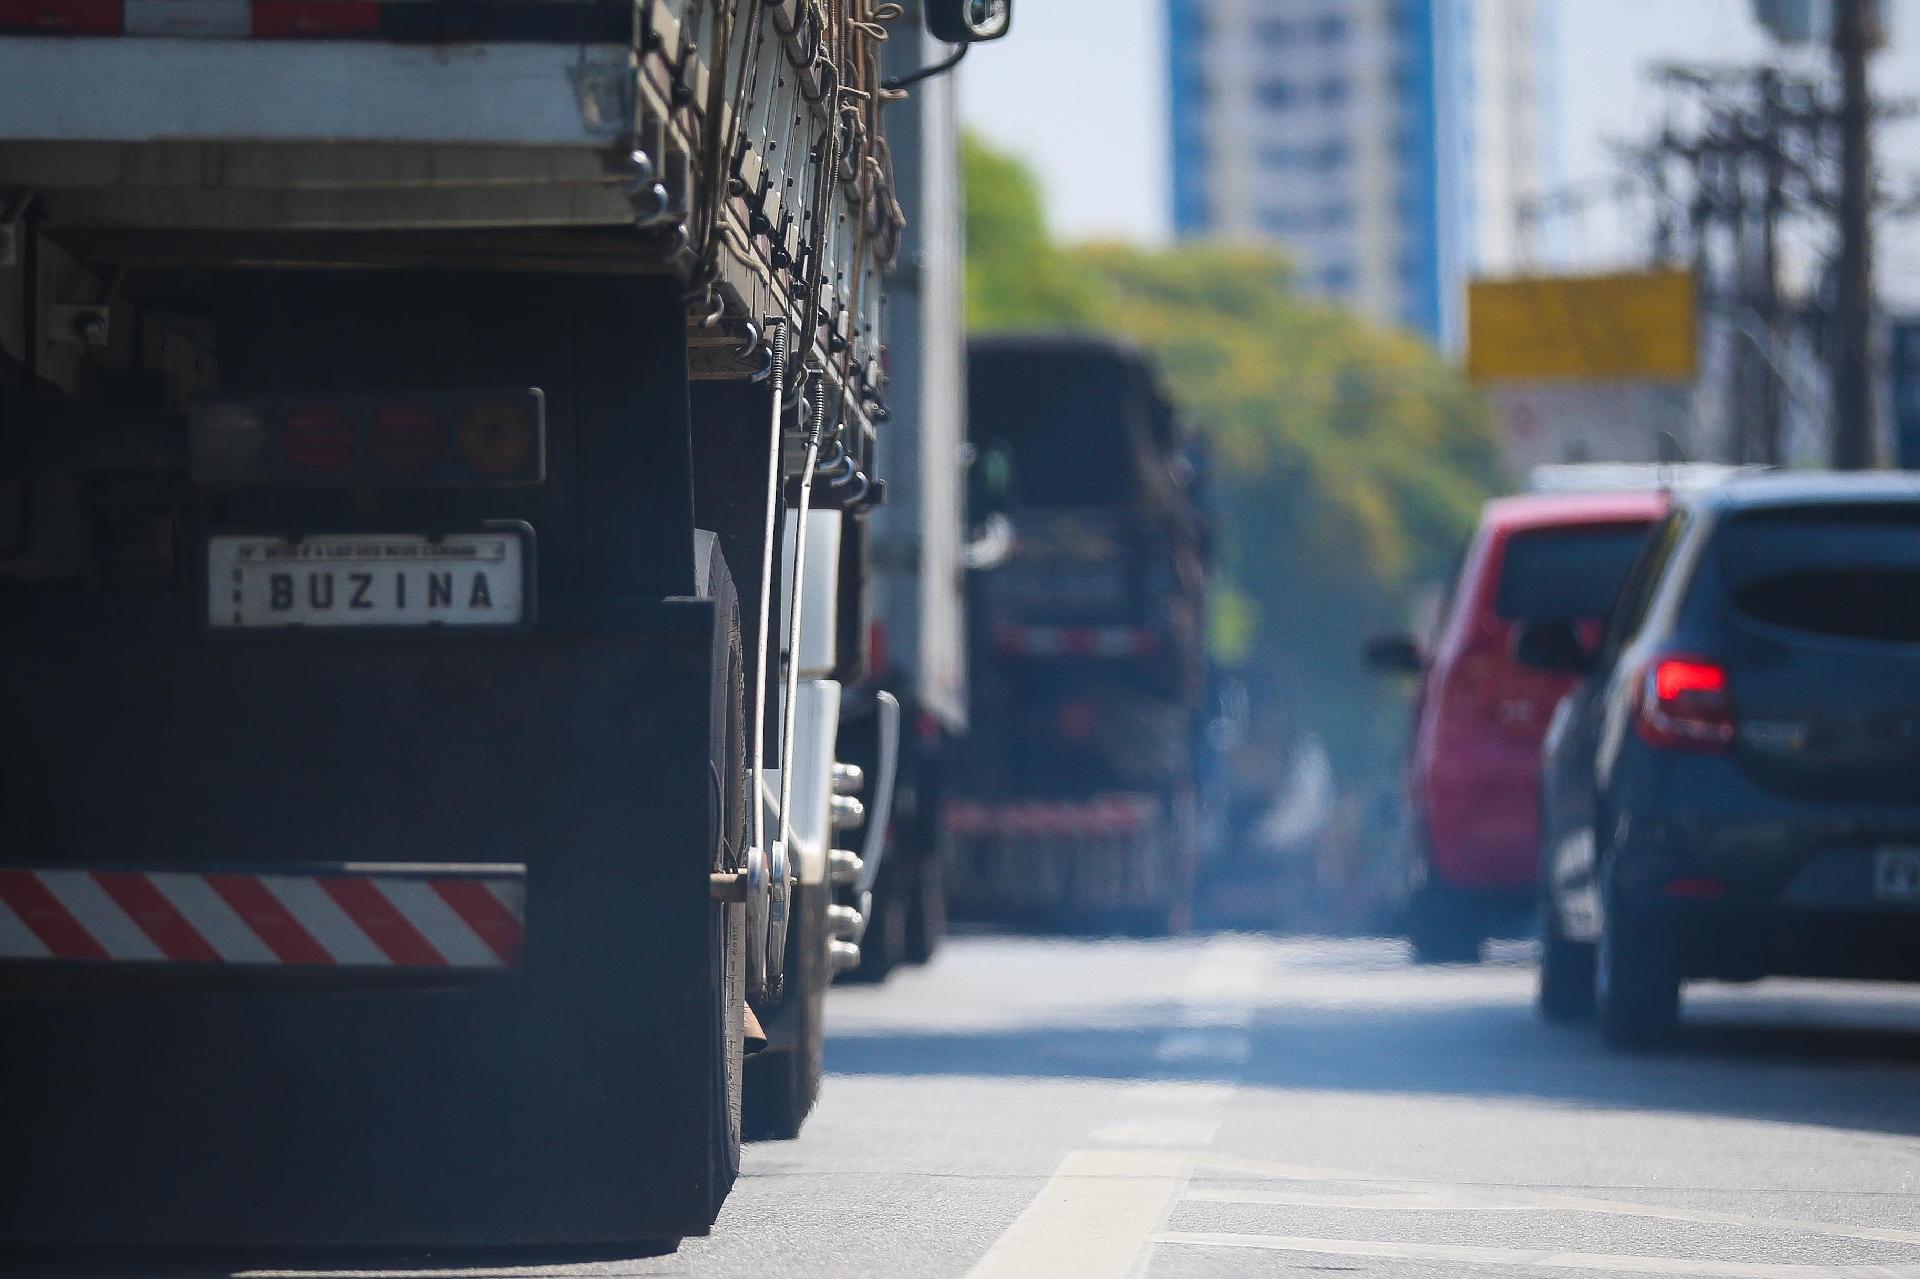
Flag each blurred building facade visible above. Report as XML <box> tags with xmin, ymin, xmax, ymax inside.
<box><xmin>1166</xmin><ymin>0</ymin><xmax>1556</xmax><ymax>352</ymax></box>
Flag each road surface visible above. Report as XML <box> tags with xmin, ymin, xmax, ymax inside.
<box><xmin>67</xmin><ymin>934</ymin><xmax>1920</xmax><ymax>1277</ymax></box>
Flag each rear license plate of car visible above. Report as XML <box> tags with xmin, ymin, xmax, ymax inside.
<box><xmin>1872</xmin><ymin>848</ymin><xmax>1920</xmax><ymax>903</ymax></box>
<box><xmin>207</xmin><ymin>531</ymin><xmax>528</xmax><ymax>629</ymax></box>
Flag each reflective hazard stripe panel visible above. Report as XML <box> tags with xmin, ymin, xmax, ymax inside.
<box><xmin>990</xmin><ymin>626</ymin><xmax>1164</xmax><ymax>658</ymax></box>
<box><xmin>947</xmin><ymin>796</ymin><xmax>1158</xmax><ymax>840</ymax></box>
<box><xmin>0</xmin><ymin>867</ymin><xmax>526</xmax><ymax>970</ymax></box>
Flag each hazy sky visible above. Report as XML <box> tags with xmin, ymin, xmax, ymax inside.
<box><xmin>958</xmin><ymin>0</ymin><xmax>1920</xmax><ymax>298</ymax></box>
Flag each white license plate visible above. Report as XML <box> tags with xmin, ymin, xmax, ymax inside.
<box><xmin>1872</xmin><ymin>848</ymin><xmax>1920</xmax><ymax>903</ymax></box>
<box><xmin>208</xmin><ymin>532</ymin><xmax>527</xmax><ymax>629</ymax></box>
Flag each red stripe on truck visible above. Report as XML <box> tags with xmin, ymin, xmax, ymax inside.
<box><xmin>251</xmin><ymin>1</ymin><xmax>379</xmax><ymax>37</ymax></box>
<box><xmin>430</xmin><ymin>878</ymin><xmax>525</xmax><ymax>966</ymax></box>
<box><xmin>0</xmin><ymin>0</ymin><xmax>120</xmax><ymax>31</ymax></box>
<box><xmin>92</xmin><ymin>872</ymin><xmax>221</xmax><ymax>963</ymax></box>
<box><xmin>208</xmin><ymin>873</ymin><xmax>334</xmax><ymax>965</ymax></box>
<box><xmin>0</xmin><ymin>870</ymin><xmax>112</xmax><ymax>960</ymax></box>
<box><xmin>321</xmin><ymin>878</ymin><xmax>446</xmax><ymax>967</ymax></box>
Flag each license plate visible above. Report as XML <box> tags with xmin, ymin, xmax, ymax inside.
<box><xmin>208</xmin><ymin>532</ymin><xmax>528</xmax><ymax>629</ymax></box>
<box><xmin>1872</xmin><ymin>848</ymin><xmax>1920</xmax><ymax>903</ymax></box>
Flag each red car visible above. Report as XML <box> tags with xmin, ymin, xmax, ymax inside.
<box><xmin>1369</xmin><ymin>491</ymin><xmax>1666</xmax><ymax>962</ymax></box>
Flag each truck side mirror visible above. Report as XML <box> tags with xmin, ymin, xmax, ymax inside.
<box><xmin>926</xmin><ymin>0</ymin><xmax>1013</xmax><ymax>42</ymax></box>
<box><xmin>1363</xmin><ymin>634</ymin><xmax>1423</xmax><ymax>675</ymax></box>
<box><xmin>1513</xmin><ymin>618</ymin><xmax>1594</xmax><ymax>674</ymax></box>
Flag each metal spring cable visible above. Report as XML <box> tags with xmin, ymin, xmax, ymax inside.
<box><xmin>775</xmin><ymin>370</ymin><xmax>827</xmax><ymax>860</ymax></box>
<box><xmin>751</xmin><ymin>321</ymin><xmax>789</xmax><ymax>866</ymax></box>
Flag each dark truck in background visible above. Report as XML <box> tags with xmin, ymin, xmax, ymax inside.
<box><xmin>950</xmin><ymin>335</ymin><xmax>1212</xmax><ymax>934</ymax></box>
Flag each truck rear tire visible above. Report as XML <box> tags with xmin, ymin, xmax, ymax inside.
<box><xmin>705</xmin><ymin>544</ymin><xmax>750</xmax><ymax>1206</ymax></box>
<box><xmin>905</xmin><ymin>836</ymin><xmax>948</xmax><ymax>965</ymax></box>
<box><xmin>743</xmin><ymin>880</ymin><xmax>827</xmax><ymax>1140</ymax></box>
<box><xmin>848</xmin><ymin>862</ymin><xmax>907</xmax><ymax>983</ymax></box>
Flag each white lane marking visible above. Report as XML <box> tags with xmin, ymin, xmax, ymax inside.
<box><xmin>262</xmin><ymin>876</ymin><xmax>389</xmax><ymax>967</ymax></box>
<box><xmin>37</xmin><ymin>870</ymin><xmax>162</xmax><ymax>961</ymax></box>
<box><xmin>1090</xmin><ymin>1118</ymin><xmax>1221</xmax><ymax>1148</ymax></box>
<box><xmin>1155</xmin><ymin>1232</ymin><xmax>1920</xmax><ymax>1277</ymax></box>
<box><xmin>153</xmin><ymin>873</ymin><xmax>276</xmax><ymax>964</ymax></box>
<box><xmin>966</xmin><ymin>1150</ymin><xmax>1193</xmax><ymax>1279</ymax></box>
<box><xmin>1188</xmin><ymin>1159</ymin><xmax>1920</xmax><ymax>1251</ymax></box>
<box><xmin>1152</xmin><ymin>1029</ymin><xmax>1250</xmax><ymax>1065</ymax></box>
<box><xmin>0</xmin><ymin>896</ymin><xmax>50</xmax><ymax>958</ymax></box>
<box><xmin>378</xmin><ymin>878</ymin><xmax>497</xmax><ymax>968</ymax></box>
<box><xmin>1119</xmin><ymin>1083</ymin><xmax>1239</xmax><ymax>1110</ymax></box>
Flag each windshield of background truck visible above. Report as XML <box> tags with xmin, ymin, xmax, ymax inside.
<box><xmin>1493</xmin><ymin>524</ymin><xmax>1653</xmax><ymax>623</ymax></box>
<box><xmin>969</xmin><ymin>358</ymin><xmax>1139</xmax><ymax>507</ymax></box>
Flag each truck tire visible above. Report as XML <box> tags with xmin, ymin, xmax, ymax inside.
<box><xmin>706</xmin><ymin>544</ymin><xmax>750</xmax><ymax>1206</ymax></box>
<box><xmin>847</xmin><ymin>860</ymin><xmax>906</xmax><ymax>983</ymax></box>
<box><xmin>743</xmin><ymin>879</ymin><xmax>827</xmax><ymax>1140</ymax></box>
<box><xmin>905</xmin><ymin>826</ymin><xmax>948</xmax><ymax>965</ymax></box>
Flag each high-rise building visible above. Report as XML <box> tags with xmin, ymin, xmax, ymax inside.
<box><xmin>1167</xmin><ymin>0</ymin><xmax>1553</xmax><ymax>352</ymax></box>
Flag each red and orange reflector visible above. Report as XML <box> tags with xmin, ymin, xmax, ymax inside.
<box><xmin>281</xmin><ymin>403</ymin><xmax>358</xmax><ymax>472</ymax></box>
<box><xmin>457</xmin><ymin>401</ymin><xmax>537</xmax><ymax>477</ymax></box>
<box><xmin>190</xmin><ymin>388</ymin><xmax>544</xmax><ymax>488</ymax></box>
<box><xmin>371</xmin><ymin>403</ymin><xmax>445</xmax><ymax>474</ymax></box>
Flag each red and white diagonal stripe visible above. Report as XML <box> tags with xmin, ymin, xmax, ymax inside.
<box><xmin>990</xmin><ymin>625</ymin><xmax>1163</xmax><ymax>659</ymax></box>
<box><xmin>0</xmin><ymin>867</ymin><xmax>525</xmax><ymax>970</ymax></box>
<box><xmin>947</xmin><ymin>795</ymin><xmax>1158</xmax><ymax>840</ymax></box>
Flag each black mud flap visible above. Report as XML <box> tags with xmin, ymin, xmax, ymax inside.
<box><xmin>0</xmin><ymin>603</ymin><xmax>732</xmax><ymax>1252</ymax></box>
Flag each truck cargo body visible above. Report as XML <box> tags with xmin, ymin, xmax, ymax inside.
<box><xmin>953</xmin><ymin>336</ymin><xmax>1209</xmax><ymax>933</ymax></box>
<box><xmin>0</xmin><ymin>0</ymin><xmax>906</xmax><ymax>1251</ymax></box>
<box><xmin>834</xmin><ymin>8</ymin><xmax>966</xmax><ymax>981</ymax></box>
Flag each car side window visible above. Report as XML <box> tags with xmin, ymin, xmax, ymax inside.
<box><xmin>1596</xmin><ymin>511</ymin><xmax>1687</xmax><ymax>665</ymax></box>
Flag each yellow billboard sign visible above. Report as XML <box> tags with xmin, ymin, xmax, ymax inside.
<box><xmin>1467</xmin><ymin>269</ymin><xmax>1697</xmax><ymax>384</ymax></box>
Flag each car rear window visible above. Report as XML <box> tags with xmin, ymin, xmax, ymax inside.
<box><xmin>1720</xmin><ymin>505</ymin><xmax>1920</xmax><ymax>644</ymax></box>
<box><xmin>1493</xmin><ymin>525</ymin><xmax>1651</xmax><ymax>621</ymax></box>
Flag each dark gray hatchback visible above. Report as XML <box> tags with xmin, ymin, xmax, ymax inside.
<box><xmin>1527</xmin><ymin>474</ymin><xmax>1920</xmax><ymax>1048</ymax></box>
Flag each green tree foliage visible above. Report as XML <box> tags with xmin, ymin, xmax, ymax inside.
<box><xmin>961</xmin><ymin>135</ymin><xmax>1103</xmax><ymax>330</ymax></box>
<box><xmin>962</xmin><ymin>136</ymin><xmax>1502</xmax><ymax>784</ymax></box>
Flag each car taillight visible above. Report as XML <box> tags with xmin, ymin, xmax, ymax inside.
<box><xmin>1636</xmin><ymin>656</ymin><xmax>1734</xmax><ymax>753</ymax></box>
<box><xmin>281</xmin><ymin>403</ymin><xmax>357</xmax><ymax>472</ymax></box>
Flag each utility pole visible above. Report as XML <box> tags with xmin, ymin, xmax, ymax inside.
<box><xmin>1830</xmin><ymin>0</ymin><xmax>1878</xmax><ymax>469</ymax></box>
<box><xmin>1758</xmin><ymin>68</ymin><xmax>1786</xmax><ymax>466</ymax></box>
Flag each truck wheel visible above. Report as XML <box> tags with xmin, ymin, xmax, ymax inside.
<box><xmin>1536</xmin><ymin>900</ymin><xmax>1595</xmax><ymax>1023</ymax></box>
<box><xmin>705</xmin><ymin>545</ymin><xmax>750</xmax><ymax>1205</ymax></box>
<box><xmin>1596</xmin><ymin>904</ymin><xmax>1681</xmax><ymax>1050</ymax></box>
<box><xmin>1407</xmin><ymin>884</ymin><xmax>1481</xmax><ymax>965</ymax></box>
<box><xmin>845</xmin><ymin>860</ymin><xmax>905</xmax><ymax>984</ymax></box>
<box><xmin>743</xmin><ymin>880</ymin><xmax>827</xmax><ymax>1140</ymax></box>
<box><xmin>1160</xmin><ymin>786</ymin><xmax>1199</xmax><ymax>936</ymax></box>
<box><xmin>906</xmin><ymin>817</ymin><xmax>949</xmax><ymax>964</ymax></box>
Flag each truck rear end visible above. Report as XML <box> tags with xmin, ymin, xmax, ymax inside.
<box><xmin>0</xmin><ymin>0</ymin><xmax>927</xmax><ymax>1251</ymax></box>
<box><xmin>952</xmin><ymin>336</ymin><xmax>1209</xmax><ymax>933</ymax></box>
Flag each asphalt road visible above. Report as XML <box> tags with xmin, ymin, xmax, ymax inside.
<box><xmin>67</xmin><ymin>932</ymin><xmax>1920</xmax><ymax>1278</ymax></box>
